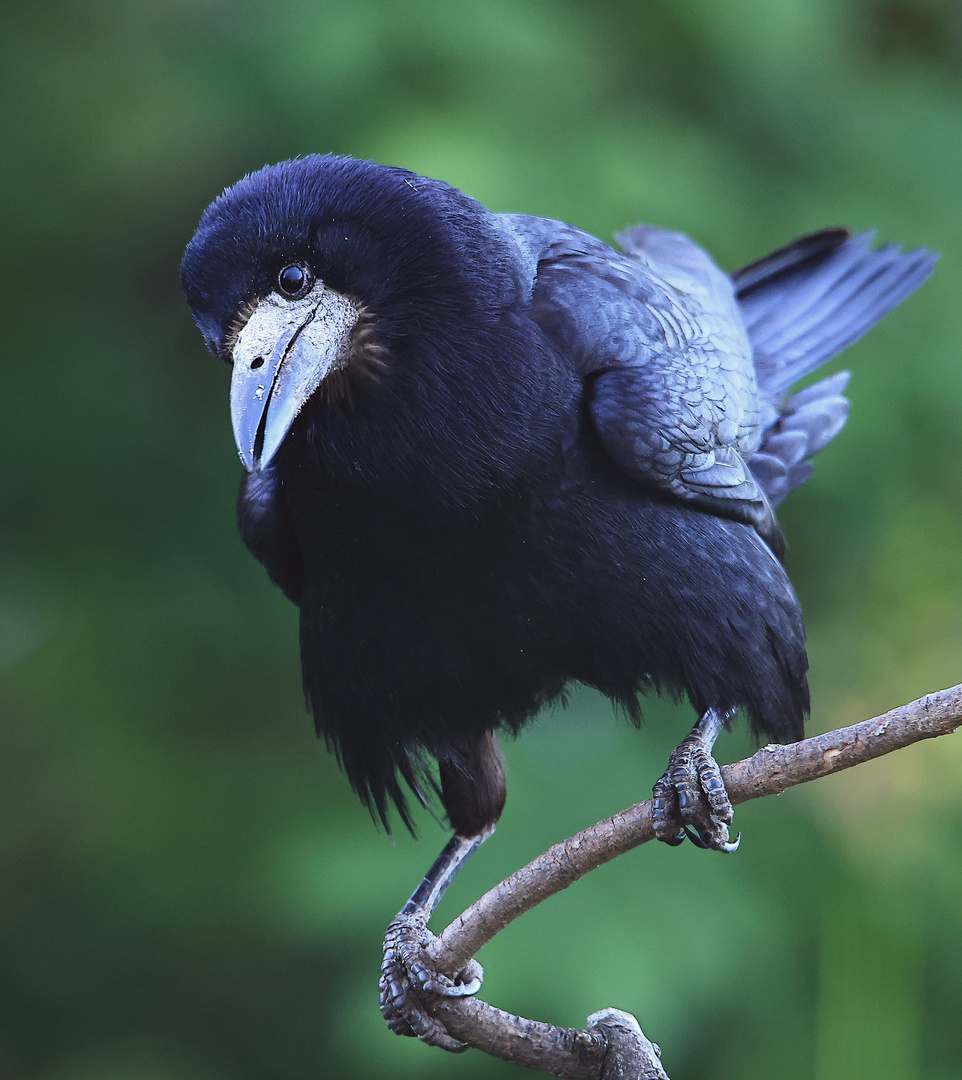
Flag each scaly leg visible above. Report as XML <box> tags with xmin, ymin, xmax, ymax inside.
<box><xmin>379</xmin><ymin>829</ymin><xmax>491</xmax><ymax>1053</ymax></box>
<box><xmin>651</xmin><ymin>708</ymin><xmax>740</xmax><ymax>853</ymax></box>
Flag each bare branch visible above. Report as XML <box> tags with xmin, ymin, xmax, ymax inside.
<box><xmin>420</xmin><ymin>1001</ymin><xmax>668</xmax><ymax>1079</ymax></box>
<box><xmin>412</xmin><ymin>683</ymin><xmax>962</xmax><ymax>1075</ymax></box>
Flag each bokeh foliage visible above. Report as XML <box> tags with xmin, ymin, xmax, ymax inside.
<box><xmin>2</xmin><ymin>1</ymin><xmax>961</xmax><ymax>1077</ymax></box>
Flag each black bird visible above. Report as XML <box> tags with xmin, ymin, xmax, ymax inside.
<box><xmin>181</xmin><ymin>154</ymin><xmax>935</xmax><ymax>1050</ymax></box>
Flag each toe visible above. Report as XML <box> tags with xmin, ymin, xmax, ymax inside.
<box><xmin>652</xmin><ymin>736</ymin><xmax>738</xmax><ymax>853</ymax></box>
<box><xmin>379</xmin><ymin>912</ymin><xmax>480</xmax><ymax>1052</ymax></box>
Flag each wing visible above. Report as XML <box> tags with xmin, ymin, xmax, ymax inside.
<box><xmin>502</xmin><ymin>214</ymin><xmax>776</xmax><ymax>537</ymax></box>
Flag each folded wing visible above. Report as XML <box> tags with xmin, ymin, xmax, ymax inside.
<box><xmin>507</xmin><ymin>215</ymin><xmax>936</xmax><ymax>548</ymax></box>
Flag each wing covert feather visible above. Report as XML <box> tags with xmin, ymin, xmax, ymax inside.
<box><xmin>503</xmin><ymin>214</ymin><xmax>773</xmax><ymax>532</ymax></box>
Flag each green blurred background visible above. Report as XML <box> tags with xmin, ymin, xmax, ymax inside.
<box><xmin>2</xmin><ymin>1</ymin><xmax>961</xmax><ymax>1077</ymax></box>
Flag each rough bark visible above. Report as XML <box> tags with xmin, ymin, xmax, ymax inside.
<box><xmin>407</xmin><ymin>683</ymin><xmax>962</xmax><ymax>1077</ymax></box>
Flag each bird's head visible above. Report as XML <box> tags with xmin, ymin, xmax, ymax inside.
<box><xmin>181</xmin><ymin>155</ymin><xmax>532</xmax><ymax>475</ymax></box>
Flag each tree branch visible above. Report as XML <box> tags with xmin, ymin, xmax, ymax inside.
<box><xmin>413</xmin><ymin>683</ymin><xmax>962</xmax><ymax>1076</ymax></box>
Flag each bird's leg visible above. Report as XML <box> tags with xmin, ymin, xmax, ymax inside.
<box><xmin>379</xmin><ymin>829</ymin><xmax>491</xmax><ymax>1053</ymax></box>
<box><xmin>380</xmin><ymin>733</ymin><xmax>504</xmax><ymax>1051</ymax></box>
<box><xmin>651</xmin><ymin>707</ymin><xmax>740</xmax><ymax>853</ymax></box>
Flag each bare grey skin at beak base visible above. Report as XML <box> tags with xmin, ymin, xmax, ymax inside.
<box><xmin>230</xmin><ymin>282</ymin><xmax>360</xmax><ymax>472</ymax></box>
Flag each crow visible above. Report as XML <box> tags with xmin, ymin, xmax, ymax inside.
<box><xmin>181</xmin><ymin>154</ymin><xmax>935</xmax><ymax>1050</ymax></box>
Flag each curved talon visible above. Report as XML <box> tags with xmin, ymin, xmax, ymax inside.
<box><xmin>684</xmin><ymin>824</ymin><xmax>741</xmax><ymax>852</ymax></box>
<box><xmin>379</xmin><ymin>911</ymin><xmax>483</xmax><ymax>1053</ymax></box>
<box><xmin>682</xmin><ymin>825</ymin><xmax>708</xmax><ymax>849</ymax></box>
<box><xmin>718</xmin><ymin>831</ymin><xmax>741</xmax><ymax>854</ymax></box>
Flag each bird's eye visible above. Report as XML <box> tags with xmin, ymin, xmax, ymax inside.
<box><xmin>277</xmin><ymin>263</ymin><xmax>312</xmax><ymax>299</ymax></box>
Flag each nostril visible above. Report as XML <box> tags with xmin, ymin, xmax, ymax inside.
<box><xmin>251</xmin><ymin>357</ymin><xmax>265</xmax><ymax>370</ymax></box>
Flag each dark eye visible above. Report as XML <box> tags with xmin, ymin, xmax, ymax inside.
<box><xmin>277</xmin><ymin>263</ymin><xmax>312</xmax><ymax>298</ymax></box>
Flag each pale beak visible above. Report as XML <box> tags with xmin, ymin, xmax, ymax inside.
<box><xmin>230</xmin><ymin>282</ymin><xmax>360</xmax><ymax>471</ymax></box>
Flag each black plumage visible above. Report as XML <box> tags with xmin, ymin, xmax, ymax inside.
<box><xmin>182</xmin><ymin>155</ymin><xmax>935</xmax><ymax>1048</ymax></box>
<box><xmin>181</xmin><ymin>155</ymin><xmax>934</xmax><ymax>843</ymax></box>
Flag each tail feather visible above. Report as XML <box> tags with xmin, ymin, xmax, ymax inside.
<box><xmin>751</xmin><ymin>372</ymin><xmax>850</xmax><ymax>507</ymax></box>
<box><xmin>730</xmin><ymin>228</ymin><xmax>849</xmax><ymax>293</ymax></box>
<box><xmin>735</xmin><ymin>229</ymin><xmax>936</xmax><ymax>506</ymax></box>
<box><xmin>734</xmin><ymin>229</ymin><xmax>937</xmax><ymax>398</ymax></box>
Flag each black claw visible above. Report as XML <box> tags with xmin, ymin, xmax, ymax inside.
<box><xmin>379</xmin><ymin>911</ymin><xmax>482</xmax><ymax>1053</ymax></box>
<box><xmin>683</xmin><ymin>825</ymin><xmax>709</xmax><ymax>849</ymax></box>
<box><xmin>652</xmin><ymin>712</ymin><xmax>739</xmax><ymax>853</ymax></box>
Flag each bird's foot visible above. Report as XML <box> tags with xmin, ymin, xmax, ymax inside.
<box><xmin>379</xmin><ymin>910</ymin><xmax>483</xmax><ymax>1053</ymax></box>
<box><xmin>652</xmin><ymin>726</ymin><xmax>740</xmax><ymax>853</ymax></box>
